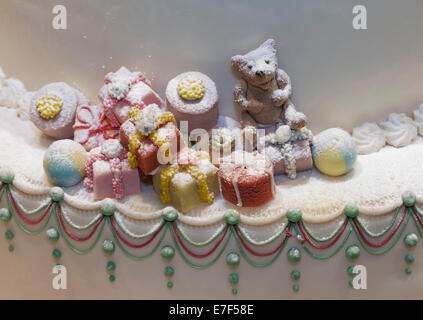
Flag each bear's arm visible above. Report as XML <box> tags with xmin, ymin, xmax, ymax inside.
<box><xmin>234</xmin><ymin>79</ymin><xmax>249</xmax><ymax>108</ymax></box>
<box><xmin>271</xmin><ymin>69</ymin><xmax>292</xmax><ymax>107</ymax></box>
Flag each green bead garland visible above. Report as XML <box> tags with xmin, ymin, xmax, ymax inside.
<box><xmin>102</xmin><ymin>239</ymin><xmax>115</xmax><ymax>255</ymax></box>
<box><xmin>226</xmin><ymin>252</ymin><xmax>241</xmax><ymax>267</ymax></box>
<box><xmin>287</xmin><ymin>247</ymin><xmax>301</xmax><ymax>263</ymax></box>
<box><xmin>286</xmin><ymin>208</ymin><xmax>302</xmax><ymax>223</ymax></box>
<box><xmin>0</xmin><ymin>208</ymin><xmax>11</xmax><ymax>222</ymax></box>
<box><xmin>167</xmin><ymin>281</ymin><xmax>173</xmax><ymax>289</ymax></box>
<box><xmin>0</xmin><ymin>169</ymin><xmax>14</xmax><ymax>184</ymax></box>
<box><xmin>100</xmin><ymin>198</ymin><xmax>116</xmax><ymax>216</ymax></box>
<box><xmin>8</xmin><ymin>244</ymin><xmax>14</xmax><ymax>252</ymax></box>
<box><xmin>160</xmin><ymin>245</ymin><xmax>175</xmax><ymax>260</ymax></box>
<box><xmin>4</xmin><ymin>229</ymin><xmax>14</xmax><ymax>240</ymax></box>
<box><xmin>229</xmin><ymin>273</ymin><xmax>239</xmax><ymax>284</ymax></box>
<box><xmin>50</xmin><ymin>187</ymin><xmax>64</xmax><ymax>202</ymax></box>
<box><xmin>405</xmin><ymin>267</ymin><xmax>412</xmax><ymax>275</ymax></box>
<box><xmin>402</xmin><ymin>191</ymin><xmax>416</xmax><ymax>207</ymax></box>
<box><xmin>109</xmin><ymin>274</ymin><xmax>116</xmax><ymax>282</ymax></box>
<box><xmin>52</xmin><ymin>248</ymin><xmax>62</xmax><ymax>260</ymax></box>
<box><xmin>348</xmin><ymin>280</ymin><xmax>353</xmax><ymax>287</ymax></box>
<box><xmin>290</xmin><ymin>269</ymin><xmax>301</xmax><ymax>280</ymax></box>
<box><xmin>232</xmin><ymin>288</ymin><xmax>238</xmax><ymax>295</ymax></box>
<box><xmin>405</xmin><ymin>253</ymin><xmax>414</xmax><ymax>264</ymax></box>
<box><xmin>164</xmin><ymin>266</ymin><xmax>175</xmax><ymax>277</ymax></box>
<box><xmin>106</xmin><ymin>261</ymin><xmax>116</xmax><ymax>272</ymax></box>
<box><xmin>46</xmin><ymin>227</ymin><xmax>60</xmax><ymax>242</ymax></box>
<box><xmin>404</xmin><ymin>233</ymin><xmax>418</xmax><ymax>248</ymax></box>
<box><xmin>344</xmin><ymin>204</ymin><xmax>359</xmax><ymax>218</ymax></box>
<box><xmin>225</xmin><ymin>210</ymin><xmax>240</xmax><ymax>225</ymax></box>
<box><xmin>162</xmin><ymin>207</ymin><xmax>178</xmax><ymax>222</ymax></box>
<box><xmin>292</xmin><ymin>284</ymin><xmax>299</xmax><ymax>292</ymax></box>
<box><xmin>345</xmin><ymin>244</ymin><xmax>360</xmax><ymax>260</ymax></box>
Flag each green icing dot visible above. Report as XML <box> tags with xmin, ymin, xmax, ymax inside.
<box><xmin>232</xmin><ymin>288</ymin><xmax>238</xmax><ymax>295</ymax></box>
<box><xmin>52</xmin><ymin>248</ymin><xmax>62</xmax><ymax>260</ymax></box>
<box><xmin>347</xmin><ymin>265</ymin><xmax>356</xmax><ymax>276</ymax></box>
<box><xmin>405</xmin><ymin>253</ymin><xmax>415</xmax><ymax>264</ymax></box>
<box><xmin>100</xmin><ymin>198</ymin><xmax>116</xmax><ymax>216</ymax></box>
<box><xmin>405</xmin><ymin>267</ymin><xmax>412</xmax><ymax>275</ymax></box>
<box><xmin>404</xmin><ymin>233</ymin><xmax>418</xmax><ymax>248</ymax></box>
<box><xmin>0</xmin><ymin>169</ymin><xmax>14</xmax><ymax>184</ymax></box>
<box><xmin>286</xmin><ymin>208</ymin><xmax>302</xmax><ymax>223</ymax></box>
<box><xmin>164</xmin><ymin>266</ymin><xmax>175</xmax><ymax>277</ymax></box>
<box><xmin>46</xmin><ymin>227</ymin><xmax>60</xmax><ymax>242</ymax></box>
<box><xmin>344</xmin><ymin>204</ymin><xmax>359</xmax><ymax>218</ymax></box>
<box><xmin>50</xmin><ymin>187</ymin><xmax>64</xmax><ymax>202</ymax></box>
<box><xmin>287</xmin><ymin>247</ymin><xmax>301</xmax><ymax>263</ymax></box>
<box><xmin>292</xmin><ymin>284</ymin><xmax>299</xmax><ymax>292</ymax></box>
<box><xmin>348</xmin><ymin>280</ymin><xmax>354</xmax><ymax>288</ymax></box>
<box><xmin>226</xmin><ymin>252</ymin><xmax>240</xmax><ymax>267</ymax></box>
<box><xmin>0</xmin><ymin>208</ymin><xmax>11</xmax><ymax>222</ymax></box>
<box><xmin>345</xmin><ymin>244</ymin><xmax>360</xmax><ymax>260</ymax></box>
<box><xmin>290</xmin><ymin>269</ymin><xmax>301</xmax><ymax>280</ymax></box>
<box><xmin>162</xmin><ymin>207</ymin><xmax>178</xmax><ymax>222</ymax></box>
<box><xmin>8</xmin><ymin>244</ymin><xmax>14</xmax><ymax>252</ymax></box>
<box><xmin>402</xmin><ymin>191</ymin><xmax>416</xmax><ymax>207</ymax></box>
<box><xmin>161</xmin><ymin>245</ymin><xmax>175</xmax><ymax>259</ymax></box>
<box><xmin>4</xmin><ymin>229</ymin><xmax>14</xmax><ymax>240</ymax></box>
<box><xmin>225</xmin><ymin>210</ymin><xmax>240</xmax><ymax>225</ymax></box>
<box><xmin>167</xmin><ymin>281</ymin><xmax>173</xmax><ymax>289</ymax></box>
<box><xmin>229</xmin><ymin>273</ymin><xmax>239</xmax><ymax>284</ymax></box>
<box><xmin>109</xmin><ymin>275</ymin><xmax>116</xmax><ymax>282</ymax></box>
<box><xmin>102</xmin><ymin>239</ymin><xmax>115</xmax><ymax>255</ymax></box>
<box><xmin>106</xmin><ymin>261</ymin><xmax>116</xmax><ymax>272</ymax></box>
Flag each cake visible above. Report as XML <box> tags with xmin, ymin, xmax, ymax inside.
<box><xmin>166</xmin><ymin>72</ymin><xmax>219</xmax><ymax>132</ymax></box>
<box><xmin>2</xmin><ymin>4</ymin><xmax>423</xmax><ymax>299</ymax></box>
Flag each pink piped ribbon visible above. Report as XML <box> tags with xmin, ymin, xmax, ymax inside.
<box><xmin>84</xmin><ymin>150</ymin><xmax>128</xmax><ymax>200</ymax></box>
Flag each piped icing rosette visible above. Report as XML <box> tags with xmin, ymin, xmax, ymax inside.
<box><xmin>413</xmin><ymin>103</ymin><xmax>423</xmax><ymax>136</ymax></box>
<box><xmin>0</xmin><ymin>67</ymin><xmax>34</xmax><ymax>120</ymax></box>
<box><xmin>98</xmin><ymin>66</ymin><xmax>163</xmax><ymax>127</ymax></box>
<box><xmin>219</xmin><ymin>151</ymin><xmax>275</xmax><ymax>207</ymax></box>
<box><xmin>30</xmin><ymin>82</ymin><xmax>88</xmax><ymax>139</ymax></box>
<box><xmin>379</xmin><ymin>113</ymin><xmax>417</xmax><ymax>148</ymax></box>
<box><xmin>352</xmin><ymin>122</ymin><xmax>386</xmax><ymax>155</ymax></box>
<box><xmin>73</xmin><ymin>105</ymin><xmax>120</xmax><ymax>151</ymax></box>
<box><xmin>166</xmin><ymin>71</ymin><xmax>218</xmax><ymax>131</ymax></box>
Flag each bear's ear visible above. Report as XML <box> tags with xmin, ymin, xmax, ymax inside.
<box><xmin>231</xmin><ymin>54</ymin><xmax>247</xmax><ymax>70</ymax></box>
<box><xmin>259</xmin><ymin>39</ymin><xmax>277</xmax><ymax>55</ymax></box>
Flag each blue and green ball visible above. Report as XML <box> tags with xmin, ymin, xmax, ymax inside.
<box><xmin>312</xmin><ymin>128</ymin><xmax>357</xmax><ymax>177</ymax></box>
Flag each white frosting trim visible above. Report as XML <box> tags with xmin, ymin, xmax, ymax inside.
<box><xmin>352</xmin><ymin>122</ymin><xmax>386</xmax><ymax>155</ymax></box>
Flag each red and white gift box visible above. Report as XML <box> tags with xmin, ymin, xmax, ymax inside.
<box><xmin>73</xmin><ymin>105</ymin><xmax>119</xmax><ymax>151</ymax></box>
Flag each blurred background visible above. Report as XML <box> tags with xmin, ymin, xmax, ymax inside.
<box><xmin>1</xmin><ymin>0</ymin><xmax>423</xmax><ymax>132</ymax></box>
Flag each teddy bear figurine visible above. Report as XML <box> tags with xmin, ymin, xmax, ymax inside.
<box><xmin>231</xmin><ymin>39</ymin><xmax>307</xmax><ymax>130</ymax></box>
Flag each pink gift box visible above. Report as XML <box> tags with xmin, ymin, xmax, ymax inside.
<box><xmin>98</xmin><ymin>67</ymin><xmax>164</xmax><ymax>127</ymax></box>
<box><xmin>92</xmin><ymin>159</ymin><xmax>141</xmax><ymax>200</ymax></box>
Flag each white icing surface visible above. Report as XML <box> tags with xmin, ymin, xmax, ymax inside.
<box><xmin>352</xmin><ymin>122</ymin><xmax>386</xmax><ymax>155</ymax></box>
<box><xmin>2</xmin><ymin>105</ymin><xmax>423</xmax><ymax>224</ymax></box>
<box><xmin>380</xmin><ymin>113</ymin><xmax>417</xmax><ymax>147</ymax></box>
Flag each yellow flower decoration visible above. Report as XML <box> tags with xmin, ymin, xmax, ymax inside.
<box><xmin>177</xmin><ymin>75</ymin><xmax>205</xmax><ymax>100</ymax></box>
<box><xmin>36</xmin><ymin>94</ymin><xmax>63</xmax><ymax>119</ymax></box>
